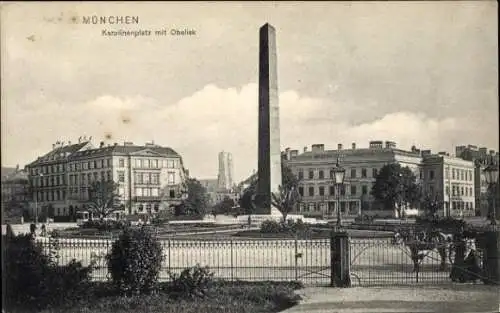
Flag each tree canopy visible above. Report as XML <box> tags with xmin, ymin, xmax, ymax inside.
<box><xmin>87</xmin><ymin>180</ymin><xmax>122</xmax><ymax>219</ymax></box>
<box><xmin>371</xmin><ymin>163</ymin><xmax>420</xmax><ymax>217</ymax></box>
<box><xmin>175</xmin><ymin>178</ymin><xmax>209</xmax><ymax>217</ymax></box>
<box><xmin>238</xmin><ymin>164</ymin><xmax>300</xmax><ymax>216</ymax></box>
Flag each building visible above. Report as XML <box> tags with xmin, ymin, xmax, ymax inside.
<box><xmin>283</xmin><ymin>141</ymin><xmax>476</xmax><ymax>218</ymax></box>
<box><xmin>217</xmin><ymin>151</ymin><xmax>234</xmax><ymax>190</ymax></box>
<box><xmin>455</xmin><ymin>145</ymin><xmax>499</xmax><ymax>216</ymax></box>
<box><xmin>199</xmin><ymin>178</ymin><xmax>219</xmax><ymax>206</ymax></box>
<box><xmin>421</xmin><ymin>153</ymin><xmax>476</xmax><ymax>217</ymax></box>
<box><xmin>25</xmin><ymin>139</ymin><xmax>188</xmax><ymax>221</ymax></box>
<box><xmin>1</xmin><ymin>165</ymin><xmax>30</xmax><ymax>218</ymax></box>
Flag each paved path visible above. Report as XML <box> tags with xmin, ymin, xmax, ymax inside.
<box><xmin>284</xmin><ymin>285</ymin><xmax>500</xmax><ymax>313</ymax></box>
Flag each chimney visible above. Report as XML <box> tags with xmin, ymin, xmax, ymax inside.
<box><xmin>337</xmin><ymin>143</ymin><xmax>343</xmax><ymax>150</ymax></box>
<box><xmin>52</xmin><ymin>144</ymin><xmax>56</xmax><ymax>150</ymax></box>
<box><xmin>352</xmin><ymin>142</ymin><xmax>356</xmax><ymax>150</ymax></box>
<box><xmin>303</xmin><ymin>146</ymin><xmax>308</xmax><ymax>153</ymax></box>
<box><xmin>99</xmin><ymin>141</ymin><xmax>105</xmax><ymax>148</ymax></box>
<box><xmin>114</xmin><ymin>143</ymin><xmax>118</xmax><ymax>146</ymax></box>
<box><xmin>290</xmin><ymin>150</ymin><xmax>299</xmax><ymax>158</ymax></box>
<box><xmin>421</xmin><ymin>150</ymin><xmax>432</xmax><ymax>156</ymax></box>
<box><xmin>369</xmin><ymin>141</ymin><xmax>383</xmax><ymax>149</ymax></box>
<box><xmin>68</xmin><ymin>141</ymin><xmax>71</xmax><ymax>145</ymax></box>
<box><xmin>312</xmin><ymin>144</ymin><xmax>325</xmax><ymax>153</ymax></box>
<box><xmin>385</xmin><ymin>141</ymin><xmax>396</xmax><ymax>149</ymax></box>
<box><xmin>124</xmin><ymin>141</ymin><xmax>134</xmax><ymax>146</ymax></box>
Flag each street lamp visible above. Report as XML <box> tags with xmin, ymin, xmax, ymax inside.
<box><xmin>332</xmin><ymin>157</ymin><xmax>346</xmax><ymax>227</ymax></box>
<box><xmin>483</xmin><ymin>161</ymin><xmax>499</xmax><ymax>225</ymax></box>
<box><xmin>32</xmin><ymin>173</ymin><xmax>44</xmax><ymax>226</ymax></box>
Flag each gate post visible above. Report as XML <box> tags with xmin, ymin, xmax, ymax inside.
<box><xmin>330</xmin><ymin>230</ymin><xmax>351</xmax><ymax>287</ymax></box>
<box><xmin>481</xmin><ymin>230</ymin><xmax>500</xmax><ymax>285</ymax></box>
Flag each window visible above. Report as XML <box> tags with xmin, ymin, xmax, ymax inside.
<box><xmin>429</xmin><ymin>185</ymin><xmax>434</xmax><ymax>195</ymax></box>
<box><xmin>145</xmin><ymin>159</ymin><xmax>151</xmax><ymax>168</ymax></box>
<box><xmin>446</xmin><ymin>186</ymin><xmax>450</xmax><ymax>195</ymax></box>
<box><xmin>143</xmin><ymin>188</ymin><xmax>151</xmax><ymax>197</ymax></box>
<box><xmin>298</xmin><ymin>171</ymin><xmax>304</xmax><ymax>180</ymax></box>
<box><xmin>362</xmin><ymin>185</ymin><xmax>368</xmax><ymax>195</ymax></box>
<box><xmin>107</xmin><ymin>171</ymin><xmax>112</xmax><ymax>181</ymax></box>
<box><xmin>469</xmin><ymin>170</ymin><xmax>473</xmax><ymax>181</ymax></box>
<box><xmin>169</xmin><ymin>190</ymin><xmax>175</xmax><ymax>198</ymax></box>
<box><xmin>469</xmin><ymin>187</ymin><xmax>473</xmax><ymax>196</ymax></box>
<box><xmin>168</xmin><ymin>160</ymin><xmax>174</xmax><ymax>168</ymax></box>
<box><xmin>351</xmin><ymin>169</ymin><xmax>356</xmax><ymax>178</ymax></box>
<box><xmin>298</xmin><ymin>187</ymin><xmax>304</xmax><ymax>197</ymax></box>
<box><xmin>350</xmin><ymin>185</ymin><xmax>357</xmax><ymax>196</ymax></box>
<box><xmin>319</xmin><ymin>170</ymin><xmax>324</xmax><ymax>179</ymax></box>
<box><xmin>461</xmin><ymin>187</ymin><xmax>464</xmax><ymax>196</ymax></box>
<box><xmin>329</xmin><ymin>185</ymin><xmax>335</xmax><ymax>196</ymax></box>
<box><xmin>340</xmin><ymin>185</ymin><xmax>346</xmax><ymax>196</ymax></box>
<box><xmin>319</xmin><ymin>186</ymin><xmax>325</xmax><ymax>196</ymax></box>
<box><xmin>152</xmin><ymin>188</ymin><xmax>159</xmax><ymax>197</ymax></box>
<box><xmin>93</xmin><ymin>172</ymin><xmax>98</xmax><ymax>181</ymax></box>
<box><xmin>118</xmin><ymin>171</ymin><xmax>125</xmax><ymax>183</ymax></box>
<box><xmin>87</xmin><ymin>173</ymin><xmax>92</xmax><ymax>182</ymax></box>
<box><xmin>119</xmin><ymin>158</ymin><xmax>125</xmax><ymax>167</ymax></box>
<box><xmin>308</xmin><ymin>187</ymin><xmax>314</xmax><ymax>196</ymax></box>
<box><xmin>93</xmin><ymin>160</ymin><xmax>97</xmax><ymax>169</ymax></box>
<box><xmin>460</xmin><ymin>170</ymin><xmax>464</xmax><ymax>181</ymax></box>
<box><xmin>168</xmin><ymin>172</ymin><xmax>175</xmax><ymax>184</ymax></box>
<box><xmin>308</xmin><ymin>170</ymin><xmax>314</xmax><ymax>179</ymax></box>
<box><xmin>430</xmin><ymin>170</ymin><xmax>435</xmax><ymax>180</ymax></box>
<box><xmin>152</xmin><ymin>159</ymin><xmax>158</xmax><ymax>168</ymax></box>
<box><xmin>452</xmin><ymin>186</ymin><xmax>456</xmax><ymax>196</ymax></box>
<box><xmin>144</xmin><ymin>173</ymin><xmax>150</xmax><ymax>184</ymax></box>
<box><xmin>372</xmin><ymin>168</ymin><xmax>378</xmax><ymax>178</ymax></box>
<box><xmin>361</xmin><ymin>168</ymin><xmax>367</xmax><ymax>178</ymax></box>
<box><xmin>445</xmin><ymin>168</ymin><xmax>449</xmax><ymax>179</ymax></box>
<box><xmin>154</xmin><ymin>203</ymin><xmax>159</xmax><ymax>212</ymax></box>
<box><xmin>152</xmin><ymin>173</ymin><xmax>159</xmax><ymax>184</ymax></box>
<box><xmin>118</xmin><ymin>187</ymin><xmax>124</xmax><ymax>196</ymax></box>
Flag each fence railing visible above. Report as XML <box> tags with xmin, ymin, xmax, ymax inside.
<box><xmin>38</xmin><ymin>237</ymin><xmax>331</xmax><ymax>285</ymax></box>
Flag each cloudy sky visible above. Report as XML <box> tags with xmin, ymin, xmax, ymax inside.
<box><xmin>1</xmin><ymin>1</ymin><xmax>498</xmax><ymax>182</ymax></box>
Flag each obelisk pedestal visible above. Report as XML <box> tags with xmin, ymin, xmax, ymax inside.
<box><xmin>256</xmin><ymin>23</ymin><xmax>282</xmax><ymax>215</ymax></box>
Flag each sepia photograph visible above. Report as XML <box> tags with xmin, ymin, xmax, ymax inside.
<box><xmin>1</xmin><ymin>1</ymin><xmax>499</xmax><ymax>313</ymax></box>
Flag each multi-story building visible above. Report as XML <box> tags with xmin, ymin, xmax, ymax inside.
<box><xmin>25</xmin><ymin>139</ymin><xmax>188</xmax><ymax>221</ymax></box>
<box><xmin>421</xmin><ymin>153</ymin><xmax>476</xmax><ymax>217</ymax></box>
<box><xmin>283</xmin><ymin>140</ymin><xmax>476</xmax><ymax>218</ymax></box>
<box><xmin>456</xmin><ymin>145</ymin><xmax>499</xmax><ymax>216</ymax></box>
<box><xmin>1</xmin><ymin>165</ymin><xmax>30</xmax><ymax>218</ymax></box>
<box><xmin>218</xmin><ymin>151</ymin><xmax>234</xmax><ymax>190</ymax></box>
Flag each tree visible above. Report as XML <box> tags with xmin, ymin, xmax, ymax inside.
<box><xmin>87</xmin><ymin>180</ymin><xmax>122</xmax><ymax>220</ymax></box>
<box><xmin>212</xmin><ymin>196</ymin><xmax>236</xmax><ymax>216</ymax></box>
<box><xmin>371</xmin><ymin>163</ymin><xmax>419</xmax><ymax>218</ymax></box>
<box><xmin>176</xmin><ymin>178</ymin><xmax>209</xmax><ymax>217</ymax></box>
<box><xmin>420</xmin><ymin>191</ymin><xmax>443</xmax><ymax>217</ymax></box>
<box><xmin>238</xmin><ymin>164</ymin><xmax>301</xmax><ymax>216</ymax></box>
<box><xmin>271</xmin><ymin>185</ymin><xmax>301</xmax><ymax>222</ymax></box>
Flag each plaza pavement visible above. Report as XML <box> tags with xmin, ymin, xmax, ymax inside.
<box><xmin>283</xmin><ymin>284</ymin><xmax>500</xmax><ymax>313</ymax></box>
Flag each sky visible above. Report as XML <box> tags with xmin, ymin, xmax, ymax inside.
<box><xmin>1</xmin><ymin>1</ymin><xmax>498</xmax><ymax>183</ymax></box>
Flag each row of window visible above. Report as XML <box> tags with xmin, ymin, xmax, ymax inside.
<box><xmin>298</xmin><ymin>185</ymin><xmax>369</xmax><ymax>197</ymax></box>
<box><xmin>31</xmin><ymin>157</ymin><xmax>181</xmax><ymax>175</ymax></box>
<box><xmin>135</xmin><ymin>187</ymin><xmax>160</xmax><ymax>197</ymax></box>
<box><xmin>297</xmin><ymin>201</ymin><xmax>360</xmax><ymax>213</ymax></box>
<box><xmin>135</xmin><ymin>173</ymin><xmax>160</xmax><ymax>185</ymax></box>
<box><xmin>450</xmin><ymin>201</ymin><xmax>475</xmax><ymax>211</ymax></box>
<box><xmin>297</xmin><ymin>168</ymin><xmax>379</xmax><ymax>180</ymax></box>
<box><xmin>445</xmin><ymin>168</ymin><xmax>474</xmax><ymax>182</ymax></box>
<box><xmin>445</xmin><ymin>185</ymin><xmax>475</xmax><ymax>197</ymax></box>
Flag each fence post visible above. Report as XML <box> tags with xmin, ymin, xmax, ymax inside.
<box><xmin>330</xmin><ymin>230</ymin><xmax>351</xmax><ymax>287</ymax></box>
<box><xmin>168</xmin><ymin>239</ymin><xmax>171</xmax><ymax>275</ymax></box>
<box><xmin>230</xmin><ymin>240</ymin><xmax>234</xmax><ymax>281</ymax></box>
<box><xmin>294</xmin><ymin>236</ymin><xmax>298</xmax><ymax>281</ymax></box>
<box><xmin>482</xmin><ymin>230</ymin><xmax>500</xmax><ymax>285</ymax></box>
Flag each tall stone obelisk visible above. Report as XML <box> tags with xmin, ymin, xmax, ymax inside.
<box><xmin>256</xmin><ymin>23</ymin><xmax>282</xmax><ymax>215</ymax></box>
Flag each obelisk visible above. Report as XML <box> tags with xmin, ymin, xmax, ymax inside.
<box><xmin>256</xmin><ymin>23</ymin><xmax>282</xmax><ymax>215</ymax></box>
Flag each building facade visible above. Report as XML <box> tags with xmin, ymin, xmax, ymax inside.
<box><xmin>455</xmin><ymin>144</ymin><xmax>499</xmax><ymax>216</ymax></box>
<box><xmin>217</xmin><ymin>151</ymin><xmax>234</xmax><ymax>190</ymax></box>
<box><xmin>25</xmin><ymin>140</ymin><xmax>188</xmax><ymax>221</ymax></box>
<box><xmin>283</xmin><ymin>141</ymin><xmax>476</xmax><ymax>218</ymax></box>
<box><xmin>1</xmin><ymin>166</ymin><xmax>30</xmax><ymax>218</ymax></box>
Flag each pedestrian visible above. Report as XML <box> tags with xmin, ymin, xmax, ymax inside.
<box><xmin>41</xmin><ymin>224</ymin><xmax>47</xmax><ymax>237</ymax></box>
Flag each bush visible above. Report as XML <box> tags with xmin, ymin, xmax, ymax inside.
<box><xmin>260</xmin><ymin>220</ymin><xmax>282</xmax><ymax>233</ymax></box>
<box><xmin>169</xmin><ymin>265</ymin><xmax>215</xmax><ymax>298</ymax></box>
<box><xmin>3</xmin><ymin>233</ymin><xmax>93</xmax><ymax>311</ymax></box>
<box><xmin>81</xmin><ymin>219</ymin><xmax>130</xmax><ymax>231</ymax></box>
<box><xmin>107</xmin><ymin>226</ymin><xmax>163</xmax><ymax>295</ymax></box>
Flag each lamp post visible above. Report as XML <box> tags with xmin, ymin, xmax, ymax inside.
<box><xmin>483</xmin><ymin>161</ymin><xmax>499</xmax><ymax>225</ymax></box>
<box><xmin>332</xmin><ymin>157</ymin><xmax>346</xmax><ymax>228</ymax></box>
<box><xmin>33</xmin><ymin>173</ymin><xmax>44</xmax><ymax>226</ymax></box>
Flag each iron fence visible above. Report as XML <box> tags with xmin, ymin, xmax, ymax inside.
<box><xmin>37</xmin><ymin>237</ymin><xmax>331</xmax><ymax>285</ymax></box>
<box><xmin>349</xmin><ymin>237</ymin><xmax>485</xmax><ymax>286</ymax></box>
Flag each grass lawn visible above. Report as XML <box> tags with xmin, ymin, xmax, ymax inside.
<box><xmin>233</xmin><ymin>229</ymin><xmax>394</xmax><ymax>239</ymax></box>
<box><xmin>6</xmin><ymin>281</ymin><xmax>302</xmax><ymax>313</ymax></box>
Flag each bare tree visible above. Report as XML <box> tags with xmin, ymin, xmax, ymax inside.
<box><xmin>271</xmin><ymin>185</ymin><xmax>301</xmax><ymax>223</ymax></box>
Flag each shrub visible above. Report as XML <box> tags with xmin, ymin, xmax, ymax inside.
<box><xmin>169</xmin><ymin>265</ymin><xmax>215</xmax><ymax>298</ymax></box>
<box><xmin>81</xmin><ymin>219</ymin><xmax>130</xmax><ymax>231</ymax></box>
<box><xmin>3</xmin><ymin>233</ymin><xmax>93</xmax><ymax>311</ymax></box>
<box><xmin>107</xmin><ymin>226</ymin><xmax>163</xmax><ymax>295</ymax></box>
<box><xmin>260</xmin><ymin>220</ymin><xmax>281</xmax><ymax>233</ymax></box>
